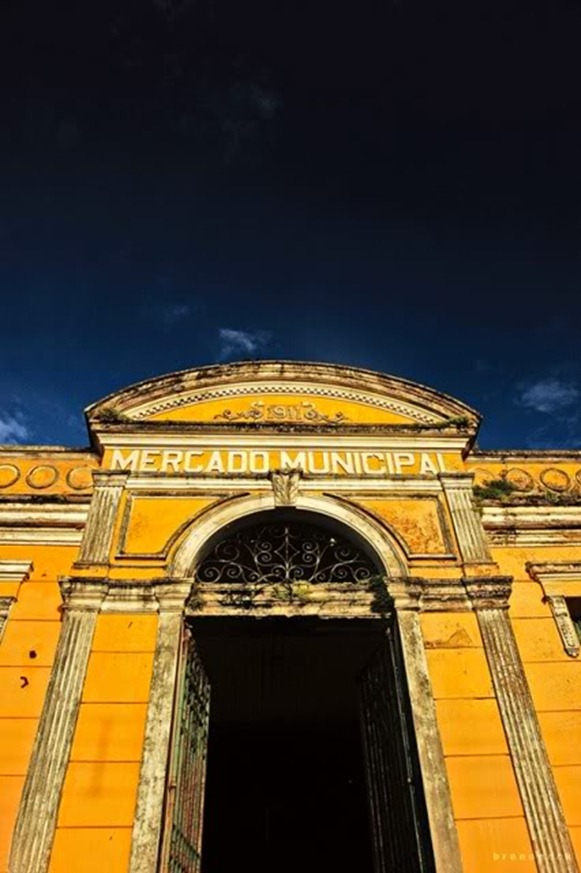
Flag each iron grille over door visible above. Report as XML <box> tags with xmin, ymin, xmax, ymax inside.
<box><xmin>359</xmin><ymin>621</ymin><xmax>435</xmax><ymax>873</ymax></box>
<box><xmin>197</xmin><ymin>520</ymin><xmax>376</xmax><ymax>588</ymax></box>
<box><xmin>160</xmin><ymin>626</ymin><xmax>211</xmax><ymax>873</ymax></box>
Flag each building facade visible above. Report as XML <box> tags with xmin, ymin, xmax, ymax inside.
<box><xmin>0</xmin><ymin>360</ymin><xmax>579</xmax><ymax>873</ymax></box>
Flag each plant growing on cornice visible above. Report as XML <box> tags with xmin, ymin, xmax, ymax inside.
<box><xmin>271</xmin><ymin>581</ymin><xmax>312</xmax><ymax>604</ymax></box>
<box><xmin>473</xmin><ymin>475</ymin><xmax>581</xmax><ymax>507</ymax></box>
<box><xmin>473</xmin><ymin>475</ymin><xmax>516</xmax><ymax>503</ymax></box>
<box><xmin>365</xmin><ymin>574</ymin><xmax>392</xmax><ymax>615</ymax></box>
<box><xmin>437</xmin><ymin>415</ymin><xmax>471</xmax><ymax>429</ymax></box>
<box><xmin>94</xmin><ymin>406</ymin><xmax>131</xmax><ymax>423</ymax></box>
<box><xmin>218</xmin><ymin>580</ymin><xmax>313</xmax><ymax>609</ymax></box>
<box><xmin>186</xmin><ymin>583</ymin><xmax>204</xmax><ymax>612</ymax></box>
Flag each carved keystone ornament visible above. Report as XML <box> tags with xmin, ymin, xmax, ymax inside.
<box><xmin>268</xmin><ymin>466</ymin><xmax>302</xmax><ymax>506</ymax></box>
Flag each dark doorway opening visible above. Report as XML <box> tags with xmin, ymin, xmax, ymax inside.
<box><xmin>193</xmin><ymin>617</ymin><xmax>384</xmax><ymax>873</ymax></box>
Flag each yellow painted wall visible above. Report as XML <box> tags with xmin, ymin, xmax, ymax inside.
<box><xmin>0</xmin><ymin>544</ymin><xmax>78</xmax><ymax>872</ymax></box>
<box><xmin>48</xmin><ymin>613</ymin><xmax>157</xmax><ymax>873</ymax></box>
<box><xmin>146</xmin><ymin>392</ymin><xmax>425</xmax><ymax>424</ymax></box>
<box><xmin>490</xmin><ymin>546</ymin><xmax>581</xmax><ymax>866</ymax></box>
<box><xmin>421</xmin><ymin>611</ymin><xmax>537</xmax><ymax>872</ymax></box>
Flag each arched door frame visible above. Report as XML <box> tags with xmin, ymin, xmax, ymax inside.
<box><xmin>130</xmin><ymin>493</ymin><xmax>462</xmax><ymax>873</ymax></box>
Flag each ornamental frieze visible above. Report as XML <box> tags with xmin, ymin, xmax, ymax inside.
<box><xmin>213</xmin><ymin>400</ymin><xmax>351</xmax><ymax>424</ymax></box>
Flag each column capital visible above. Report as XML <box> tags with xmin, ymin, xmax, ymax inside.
<box><xmin>384</xmin><ymin>575</ymin><xmax>422</xmax><ymax>611</ymax></box>
<box><xmin>387</xmin><ymin>576</ymin><xmax>474</xmax><ymax>612</ymax></box>
<box><xmin>438</xmin><ymin>471</ymin><xmax>475</xmax><ymax>487</ymax></box>
<box><xmin>58</xmin><ymin>576</ymin><xmax>109</xmax><ymax>611</ymax></box>
<box><xmin>91</xmin><ymin>470</ymin><xmax>130</xmax><ymax>487</ymax></box>
<box><xmin>0</xmin><ymin>595</ymin><xmax>16</xmax><ymax>611</ymax></box>
<box><xmin>154</xmin><ymin>579</ymin><xmax>194</xmax><ymax>612</ymax></box>
<box><xmin>463</xmin><ymin>575</ymin><xmax>513</xmax><ymax>609</ymax></box>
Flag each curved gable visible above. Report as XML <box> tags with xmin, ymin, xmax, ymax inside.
<box><xmin>86</xmin><ymin>361</ymin><xmax>480</xmax><ymax>430</ymax></box>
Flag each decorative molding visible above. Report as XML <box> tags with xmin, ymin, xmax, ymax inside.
<box><xmin>439</xmin><ymin>473</ymin><xmax>491</xmax><ymax>563</ymax></box>
<box><xmin>387</xmin><ymin>575</ymin><xmax>470</xmax><ymax>613</ymax></box>
<box><xmin>0</xmin><ymin>596</ymin><xmax>15</xmax><ymax>640</ymax></box>
<box><xmin>526</xmin><ymin>563</ymin><xmax>581</xmax><ymax>658</ymax></box>
<box><xmin>484</xmin><ymin>507</ymin><xmax>581</xmax><ymax>547</ymax></box>
<box><xmin>0</xmin><ymin>463</ymin><xmax>20</xmax><ymax>487</ymax></box>
<box><xmin>100</xmin><ymin>579</ymin><xmax>159</xmax><ymax>613</ymax></box>
<box><xmin>169</xmin><ymin>493</ymin><xmax>406</xmax><ymax>579</ymax></box>
<box><xmin>418</xmin><ymin>579</ymin><xmax>470</xmax><ymax>612</ymax></box>
<box><xmin>268</xmin><ymin>466</ymin><xmax>302</xmax><ymax>506</ymax></box>
<box><xmin>0</xmin><ymin>560</ymin><xmax>32</xmax><ymax>582</ymax></box>
<box><xmin>86</xmin><ymin>362</ymin><xmax>480</xmax><ymax>430</ymax></box>
<box><xmin>9</xmin><ymin>578</ymin><xmax>108</xmax><ymax>873</ymax></box>
<box><xmin>545</xmin><ymin>596</ymin><xmax>580</xmax><ymax>658</ymax></box>
<box><xmin>130</xmin><ymin>383</ymin><xmax>443</xmax><ymax>424</ymax></box>
<box><xmin>471</xmin><ymin>589</ymin><xmax>579</xmax><ymax>873</ymax></box>
<box><xmin>129</xmin><ymin>582</ymin><xmax>192</xmax><ymax>873</ymax></box>
<box><xmin>463</xmin><ymin>575</ymin><xmax>513</xmax><ymax>610</ymax></box>
<box><xmin>0</xmin><ymin>503</ymin><xmax>88</xmax><ymax>546</ymax></box>
<box><xmin>526</xmin><ymin>562</ymin><xmax>581</xmax><ymax>586</ymax></box>
<box><xmin>126</xmin><ymin>474</ymin><xmax>446</xmax><ymax>494</ymax></box>
<box><xmin>76</xmin><ymin>473</ymin><xmax>127</xmax><ymax>564</ymax></box>
<box><xmin>0</xmin><ymin>528</ymin><xmax>84</xmax><ymax>545</ymax></box>
<box><xmin>214</xmin><ymin>400</ymin><xmax>351</xmax><ymax>424</ymax></box>
<box><xmin>0</xmin><ymin>462</ymin><xmax>94</xmax><ymax>493</ymax></box>
<box><xmin>25</xmin><ymin>465</ymin><xmax>59</xmax><ymax>490</ymax></box>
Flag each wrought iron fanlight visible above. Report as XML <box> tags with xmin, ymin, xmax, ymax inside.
<box><xmin>196</xmin><ymin>521</ymin><xmax>376</xmax><ymax>588</ymax></box>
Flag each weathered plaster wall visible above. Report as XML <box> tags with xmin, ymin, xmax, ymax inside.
<box><xmin>0</xmin><ymin>544</ymin><xmax>79</xmax><ymax>872</ymax></box>
<box><xmin>48</xmin><ymin>613</ymin><xmax>157</xmax><ymax>873</ymax></box>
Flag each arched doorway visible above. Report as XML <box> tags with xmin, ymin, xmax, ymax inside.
<box><xmin>160</xmin><ymin>512</ymin><xmax>435</xmax><ymax>873</ymax></box>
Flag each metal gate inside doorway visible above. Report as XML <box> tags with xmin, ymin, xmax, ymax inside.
<box><xmin>158</xmin><ymin>515</ymin><xmax>435</xmax><ymax>872</ymax></box>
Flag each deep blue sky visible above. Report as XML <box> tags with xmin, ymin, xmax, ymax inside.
<box><xmin>1</xmin><ymin>0</ymin><xmax>581</xmax><ymax>450</ymax></box>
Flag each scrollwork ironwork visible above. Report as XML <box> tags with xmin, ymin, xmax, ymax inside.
<box><xmin>197</xmin><ymin>521</ymin><xmax>376</xmax><ymax>598</ymax></box>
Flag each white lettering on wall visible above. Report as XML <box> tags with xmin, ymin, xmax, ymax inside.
<box><xmin>161</xmin><ymin>450</ymin><xmax>183</xmax><ymax>473</ymax></box>
<box><xmin>110</xmin><ymin>449</ymin><xmax>139</xmax><ymax>471</ymax></box>
<box><xmin>109</xmin><ymin>447</ymin><xmax>449</xmax><ymax>476</ymax></box>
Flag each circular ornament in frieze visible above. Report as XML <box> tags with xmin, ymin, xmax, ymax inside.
<box><xmin>575</xmin><ymin>469</ymin><xmax>581</xmax><ymax>488</ymax></box>
<box><xmin>540</xmin><ymin>468</ymin><xmax>571</xmax><ymax>493</ymax></box>
<box><xmin>0</xmin><ymin>464</ymin><xmax>20</xmax><ymax>487</ymax></box>
<box><xmin>505</xmin><ymin>468</ymin><xmax>535</xmax><ymax>492</ymax></box>
<box><xmin>26</xmin><ymin>465</ymin><xmax>59</xmax><ymax>489</ymax></box>
<box><xmin>471</xmin><ymin>467</ymin><xmax>494</xmax><ymax>486</ymax></box>
<box><xmin>66</xmin><ymin>466</ymin><xmax>93</xmax><ymax>490</ymax></box>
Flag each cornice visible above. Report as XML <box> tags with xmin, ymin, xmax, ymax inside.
<box><xmin>526</xmin><ymin>562</ymin><xmax>581</xmax><ymax>586</ymax></box>
<box><xmin>471</xmin><ymin>449</ymin><xmax>581</xmax><ymax>462</ymax></box>
<box><xmin>482</xmin><ymin>505</ymin><xmax>581</xmax><ymax>529</ymax></box>
<box><xmin>0</xmin><ymin>502</ymin><xmax>88</xmax><ymax>545</ymax></box>
<box><xmin>85</xmin><ymin>361</ymin><xmax>481</xmax><ymax>436</ymax></box>
<box><xmin>0</xmin><ymin>560</ymin><xmax>33</xmax><ymax>581</ymax></box>
<box><xmin>95</xmin><ymin>430</ymin><xmax>469</xmax><ymax>451</ymax></box>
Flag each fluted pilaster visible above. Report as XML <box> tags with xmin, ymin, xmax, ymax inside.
<box><xmin>9</xmin><ymin>579</ymin><xmax>107</xmax><ymax>873</ymax></box>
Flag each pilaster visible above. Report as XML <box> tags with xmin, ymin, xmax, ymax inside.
<box><xmin>129</xmin><ymin>580</ymin><xmax>193</xmax><ymax>873</ymax></box>
<box><xmin>9</xmin><ymin>578</ymin><xmax>108</xmax><ymax>873</ymax></box>
<box><xmin>439</xmin><ymin>473</ymin><xmax>491</xmax><ymax>563</ymax></box>
<box><xmin>465</xmin><ymin>576</ymin><xmax>579</xmax><ymax>873</ymax></box>
<box><xmin>388</xmin><ymin>578</ymin><xmax>463</xmax><ymax>873</ymax></box>
<box><xmin>76</xmin><ymin>472</ymin><xmax>127</xmax><ymax>564</ymax></box>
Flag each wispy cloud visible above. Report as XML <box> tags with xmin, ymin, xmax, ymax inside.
<box><xmin>142</xmin><ymin>299</ymin><xmax>197</xmax><ymax>331</ymax></box>
<box><xmin>218</xmin><ymin>328</ymin><xmax>271</xmax><ymax>360</ymax></box>
<box><xmin>525</xmin><ymin>414</ymin><xmax>581</xmax><ymax>449</ymax></box>
<box><xmin>160</xmin><ymin>303</ymin><xmax>191</xmax><ymax>326</ymax></box>
<box><xmin>517</xmin><ymin>378</ymin><xmax>579</xmax><ymax>414</ymax></box>
<box><xmin>0</xmin><ymin>412</ymin><xmax>30</xmax><ymax>443</ymax></box>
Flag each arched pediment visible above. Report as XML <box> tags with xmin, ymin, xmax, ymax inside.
<box><xmin>86</xmin><ymin>361</ymin><xmax>480</xmax><ymax>431</ymax></box>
